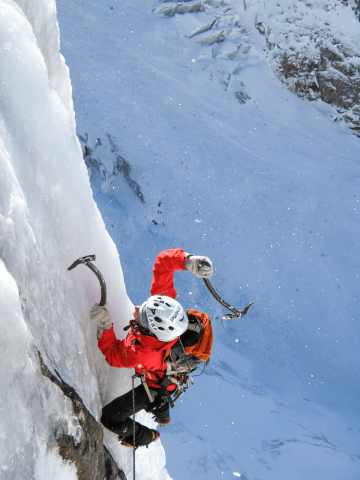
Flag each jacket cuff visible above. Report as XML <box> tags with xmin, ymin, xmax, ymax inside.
<box><xmin>184</xmin><ymin>252</ymin><xmax>193</xmax><ymax>270</ymax></box>
<box><xmin>97</xmin><ymin>324</ymin><xmax>114</xmax><ymax>342</ymax></box>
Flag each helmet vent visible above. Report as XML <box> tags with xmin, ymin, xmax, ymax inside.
<box><xmin>144</xmin><ymin>295</ymin><xmax>188</xmax><ymax>341</ymax></box>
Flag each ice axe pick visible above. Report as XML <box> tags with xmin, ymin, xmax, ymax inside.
<box><xmin>198</xmin><ymin>260</ymin><xmax>254</xmax><ymax>320</ymax></box>
<box><xmin>67</xmin><ymin>254</ymin><xmax>107</xmax><ymax>307</ymax></box>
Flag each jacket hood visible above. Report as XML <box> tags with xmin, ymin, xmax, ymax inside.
<box><xmin>131</xmin><ymin>326</ymin><xmax>178</xmax><ymax>352</ymax></box>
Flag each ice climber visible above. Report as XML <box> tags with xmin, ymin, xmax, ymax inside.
<box><xmin>90</xmin><ymin>249</ymin><xmax>214</xmax><ymax>448</ymax></box>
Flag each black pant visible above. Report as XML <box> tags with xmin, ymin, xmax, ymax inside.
<box><xmin>101</xmin><ymin>385</ymin><xmax>170</xmax><ymax>446</ymax></box>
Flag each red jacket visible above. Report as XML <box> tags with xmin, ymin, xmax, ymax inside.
<box><xmin>150</xmin><ymin>248</ymin><xmax>187</xmax><ymax>299</ymax></box>
<box><xmin>97</xmin><ymin>249</ymin><xmax>187</xmax><ymax>389</ymax></box>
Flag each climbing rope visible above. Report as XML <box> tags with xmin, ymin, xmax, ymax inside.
<box><xmin>132</xmin><ymin>374</ymin><xmax>136</xmax><ymax>480</ymax></box>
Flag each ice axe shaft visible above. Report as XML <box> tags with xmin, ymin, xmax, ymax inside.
<box><xmin>67</xmin><ymin>254</ymin><xmax>107</xmax><ymax>307</ymax></box>
<box><xmin>198</xmin><ymin>260</ymin><xmax>254</xmax><ymax>320</ymax></box>
<box><xmin>203</xmin><ymin>278</ymin><xmax>254</xmax><ymax>319</ymax></box>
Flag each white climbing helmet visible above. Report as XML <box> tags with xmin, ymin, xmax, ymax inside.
<box><xmin>139</xmin><ymin>295</ymin><xmax>189</xmax><ymax>342</ymax></box>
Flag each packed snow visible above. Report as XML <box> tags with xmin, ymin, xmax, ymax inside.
<box><xmin>1</xmin><ymin>0</ymin><xmax>359</xmax><ymax>479</ymax></box>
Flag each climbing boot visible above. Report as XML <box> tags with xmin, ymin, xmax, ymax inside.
<box><xmin>119</xmin><ymin>428</ymin><xmax>159</xmax><ymax>448</ymax></box>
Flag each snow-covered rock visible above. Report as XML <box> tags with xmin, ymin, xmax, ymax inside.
<box><xmin>253</xmin><ymin>0</ymin><xmax>360</xmax><ymax>135</ymax></box>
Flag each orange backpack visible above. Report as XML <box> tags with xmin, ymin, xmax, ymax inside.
<box><xmin>183</xmin><ymin>309</ymin><xmax>213</xmax><ymax>361</ymax></box>
<box><xmin>165</xmin><ymin>309</ymin><xmax>213</xmax><ymax>372</ymax></box>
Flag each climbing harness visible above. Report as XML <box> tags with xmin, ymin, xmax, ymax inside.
<box><xmin>141</xmin><ymin>360</ymin><xmax>195</xmax><ymax>410</ymax></box>
<box><xmin>140</xmin><ymin>369</ymin><xmax>154</xmax><ymax>403</ymax></box>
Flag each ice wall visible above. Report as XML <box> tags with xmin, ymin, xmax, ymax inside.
<box><xmin>0</xmin><ymin>0</ymin><xmax>149</xmax><ymax>477</ymax></box>
<box><xmin>17</xmin><ymin>0</ymin><xmax>75</xmax><ymax>126</ymax></box>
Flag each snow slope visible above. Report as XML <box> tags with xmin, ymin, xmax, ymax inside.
<box><xmin>56</xmin><ymin>0</ymin><xmax>360</xmax><ymax>479</ymax></box>
<box><xmin>1</xmin><ymin>0</ymin><xmax>359</xmax><ymax>478</ymax></box>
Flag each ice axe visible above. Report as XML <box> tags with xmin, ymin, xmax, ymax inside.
<box><xmin>198</xmin><ymin>260</ymin><xmax>254</xmax><ymax>320</ymax></box>
<box><xmin>67</xmin><ymin>254</ymin><xmax>107</xmax><ymax>306</ymax></box>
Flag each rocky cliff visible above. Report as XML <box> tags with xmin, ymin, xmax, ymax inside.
<box><xmin>255</xmin><ymin>0</ymin><xmax>360</xmax><ymax>135</ymax></box>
